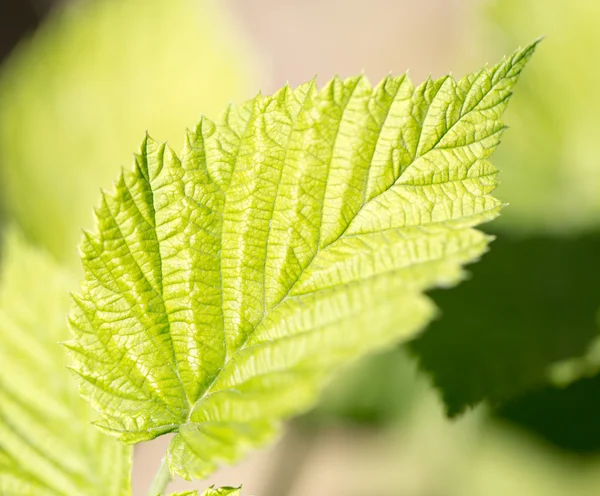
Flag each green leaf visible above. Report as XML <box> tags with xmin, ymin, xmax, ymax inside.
<box><xmin>496</xmin><ymin>372</ymin><xmax>600</xmax><ymax>453</ymax></box>
<box><xmin>170</xmin><ymin>487</ymin><xmax>241</xmax><ymax>496</ymax></box>
<box><xmin>0</xmin><ymin>0</ymin><xmax>256</xmax><ymax>265</ymax></box>
<box><xmin>476</xmin><ymin>0</ymin><xmax>600</xmax><ymax>233</ymax></box>
<box><xmin>67</xmin><ymin>43</ymin><xmax>537</xmax><ymax>480</ymax></box>
<box><xmin>0</xmin><ymin>228</ymin><xmax>131</xmax><ymax>495</ymax></box>
<box><xmin>551</xmin><ymin>332</ymin><xmax>600</xmax><ymax>387</ymax></box>
<box><xmin>200</xmin><ymin>488</ymin><xmax>241</xmax><ymax>496</ymax></box>
<box><xmin>307</xmin><ymin>348</ymin><xmax>426</xmax><ymax>426</ymax></box>
<box><xmin>410</xmin><ymin>232</ymin><xmax>600</xmax><ymax>416</ymax></box>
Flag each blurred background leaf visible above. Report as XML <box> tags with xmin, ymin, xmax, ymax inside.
<box><xmin>306</xmin><ymin>349</ymin><xmax>426</xmax><ymax>426</ymax></box>
<box><xmin>0</xmin><ymin>0</ymin><xmax>258</xmax><ymax>265</ymax></box>
<box><xmin>410</xmin><ymin>231</ymin><xmax>600</xmax><ymax>415</ymax></box>
<box><xmin>406</xmin><ymin>0</ymin><xmax>600</xmax><ymax>421</ymax></box>
<box><xmin>497</xmin><ymin>374</ymin><xmax>600</xmax><ymax>453</ymax></box>
<box><xmin>0</xmin><ymin>227</ymin><xmax>131</xmax><ymax>495</ymax></box>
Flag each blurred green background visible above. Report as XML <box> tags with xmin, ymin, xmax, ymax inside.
<box><xmin>1</xmin><ymin>0</ymin><xmax>600</xmax><ymax>495</ymax></box>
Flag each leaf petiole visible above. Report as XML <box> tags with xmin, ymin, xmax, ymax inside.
<box><xmin>148</xmin><ymin>457</ymin><xmax>171</xmax><ymax>496</ymax></box>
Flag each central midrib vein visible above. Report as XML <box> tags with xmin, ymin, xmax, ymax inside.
<box><xmin>181</xmin><ymin>71</ymin><xmax>502</xmax><ymax>423</ymax></box>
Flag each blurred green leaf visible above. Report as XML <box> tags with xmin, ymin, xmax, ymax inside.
<box><xmin>409</xmin><ymin>0</ymin><xmax>600</xmax><ymax>417</ymax></box>
<box><xmin>476</xmin><ymin>0</ymin><xmax>600</xmax><ymax>232</ymax></box>
<box><xmin>0</xmin><ymin>227</ymin><xmax>131</xmax><ymax>495</ymax></box>
<box><xmin>410</xmin><ymin>231</ymin><xmax>600</xmax><ymax>415</ymax></box>
<box><xmin>457</xmin><ymin>422</ymin><xmax>600</xmax><ymax>496</ymax></box>
<box><xmin>497</xmin><ymin>373</ymin><xmax>600</xmax><ymax>453</ymax></box>
<box><xmin>170</xmin><ymin>488</ymin><xmax>241</xmax><ymax>496</ymax></box>
<box><xmin>307</xmin><ymin>348</ymin><xmax>426</xmax><ymax>426</ymax></box>
<box><xmin>0</xmin><ymin>0</ymin><xmax>257</xmax><ymax>264</ymax></box>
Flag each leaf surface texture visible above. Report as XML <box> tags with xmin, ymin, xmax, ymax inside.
<box><xmin>68</xmin><ymin>43</ymin><xmax>536</xmax><ymax>479</ymax></box>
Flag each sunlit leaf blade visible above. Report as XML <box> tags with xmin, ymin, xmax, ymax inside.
<box><xmin>0</xmin><ymin>228</ymin><xmax>131</xmax><ymax>495</ymax></box>
<box><xmin>0</xmin><ymin>0</ymin><xmax>256</xmax><ymax>265</ymax></box>
<box><xmin>67</xmin><ymin>43</ymin><xmax>537</xmax><ymax>480</ymax></box>
<box><xmin>170</xmin><ymin>487</ymin><xmax>241</xmax><ymax>496</ymax></box>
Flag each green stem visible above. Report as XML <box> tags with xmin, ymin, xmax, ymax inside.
<box><xmin>148</xmin><ymin>457</ymin><xmax>171</xmax><ymax>496</ymax></box>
